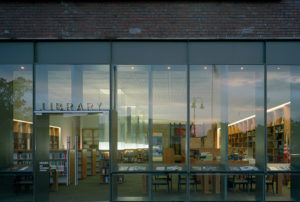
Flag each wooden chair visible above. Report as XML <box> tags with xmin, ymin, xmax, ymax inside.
<box><xmin>178</xmin><ymin>175</ymin><xmax>200</xmax><ymax>192</ymax></box>
<box><xmin>229</xmin><ymin>175</ymin><xmax>250</xmax><ymax>193</ymax></box>
<box><xmin>152</xmin><ymin>174</ymin><xmax>172</xmax><ymax>192</ymax></box>
<box><xmin>266</xmin><ymin>175</ymin><xmax>275</xmax><ymax>194</ymax></box>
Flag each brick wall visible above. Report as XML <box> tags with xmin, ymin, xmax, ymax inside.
<box><xmin>0</xmin><ymin>0</ymin><xmax>299</xmax><ymax>40</ymax></box>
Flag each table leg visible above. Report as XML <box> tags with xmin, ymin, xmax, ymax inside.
<box><xmin>276</xmin><ymin>174</ymin><xmax>283</xmax><ymax>194</ymax></box>
<box><xmin>214</xmin><ymin>175</ymin><xmax>221</xmax><ymax>194</ymax></box>
<box><xmin>203</xmin><ymin>175</ymin><xmax>209</xmax><ymax>194</ymax></box>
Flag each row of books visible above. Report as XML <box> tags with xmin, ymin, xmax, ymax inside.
<box><xmin>13</xmin><ymin>160</ymin><xmax>32</xmax><ymax>165</ymax></box>
<box><xmin>100</xmin><ymin>152</ymin><xmax>109</xmax><ymax>160</ymax></box>
<box><xmin>49</xmin><ymin>152</ymin><xmax>67</xmax><ymax>159</ymax></box>
<box><xmin>49</xmin><ymin>161</ymin><xmax>67</xmax><ymax>173</ymax></box>
<box><xmin>13</xmin><ymin>152</ymin><xmax>32</xmax><ymax>160</ymax></box>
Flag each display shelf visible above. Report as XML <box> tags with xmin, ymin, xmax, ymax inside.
<box><xmin>78</xmin><ymin>149</ymin><xmax>87</xmax><ymax>180</ymax></box>
<box><xmin>49</xmin><ymin>150</ymin><xmax>68</xmax><ymax>184</ymax></box>
<box><xmin>99</xmin><ymin>151</ymin><xmax>109</xmax><ymax>184</ymax></box>
<box><xmin>87</xmin><ymin>149</ymin><xmax>96</xmax><ymax>176</ymax></box>
<box><xmin>70</xmin><ymin>149</ymin><xmax>87</xmax><ymax>184</ymax></box>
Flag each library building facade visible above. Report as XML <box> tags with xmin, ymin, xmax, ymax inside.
<box><xmin>1</xmin><ymin>1</ymin><xmax>300</xmax><ymax>202</ymax></box>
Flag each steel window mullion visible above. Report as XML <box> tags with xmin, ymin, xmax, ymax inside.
<box><xmin>148</xmin><ymin>65</ymin><xmax>153</xmax><ymax>200</ymax></box>
<box><xmin>109</xmin><ymin>41</ymin><xmax>114</xmax><ymax>202</ymax></box>
<box><xmin>33</xmin><ymin>41</ymin><xmax>37</xmax><ymax>202</ymax></box>
<box><xmin>262</xmin><ymin>41</ymin><xmax>267</xmax><ymax>202</ymax></box>
<box><xmin>186</xmin><ymin>42</ymin><xmax>190</xmax><ymax>202</ymax></box>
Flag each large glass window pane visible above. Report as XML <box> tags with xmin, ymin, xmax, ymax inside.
<box><xmin>0</xmin><ymin>64</ymin><xmax>33</xmax><ymax>201</ymax></box>
<box><xmin>267</xmin><ymin>65</ymin><xmax>300</xmax><ymax>173</ymax></box>
<box><xmin>116</xmin><ymin>65</ymin><xmax>149</xmax><ymax>172</ymax></box>
<box><xmin>190</xmin><ymin>65</ymin><xmax>264</xmax><ymax>171</ymax></box>
<box><xmin>190</xmin><ymin>65</ymin><xmax>223</xmax><ymax>170</ymax></box>
<box><xmin>225</xmin><ymin>65</ymin><xmax>264</xmax><ymax>171</ymax></box>
<box><xmin>152</xmin><ymin>65</ymin><xmax>187</xmax><ymax>170</ymax></box>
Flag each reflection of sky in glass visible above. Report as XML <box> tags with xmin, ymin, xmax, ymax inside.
<box><xmin>117</xmin><ymin>65</ymin><xmax>148</xmax><ymax>119</ymax></box>
<box><xmin>48</xmin><ymin>70</ymin><xmax>71</xmax><ymax>105</ymax></box>
<box><xmin>190</xmin><ymin>65</ymin><xmax>214</xmax><ymax>124</ymax></box>
<box><xmin>267</xmin><ymin>66</ymin><xmax>291</xmax><ymax>108</ymax></box>
<box><xmin>83</xmin><ymin>66</ymin><xmax>110</xmax><ymax>109</ymax></box>
<box><xmin>117</xmin><ymin>65</ymin><xmax>149</xmax><ymax>148</ymax></box>
<box><xmin>152</xmin><ymin>65</ymin><xmax>187</xmax><ymax>123</ymax></box>
<box><xmin>267</xmin><ymin>65</ymin><xmax>300</xmax><ymax>121</ymax></box>
<box><xmin>191</xmin><ymin>65</ymin><xmax>264</xmax><ymax>124</ymax></box>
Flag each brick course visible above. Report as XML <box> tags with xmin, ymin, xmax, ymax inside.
<box><xmin>0</xmin><ymin>0</ymin><xmax>300</xmax><ymax>40</ymax></box>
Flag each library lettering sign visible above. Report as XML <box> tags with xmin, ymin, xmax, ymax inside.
<box><xmin>40</xmin><ymin>102</ymin><xmax>103</xmax><ymax>111</ymax></box>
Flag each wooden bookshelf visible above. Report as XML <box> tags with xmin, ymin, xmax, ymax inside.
<box><xmin>267</xmin><ymin>104</ymin><xmax>290</xmax><ymax>163</ymax></box>
<box><xmin>13</xmin><ymin>150</ymin><xmax>32</xmax><ymax>166</ymax></box>
<box><xmin>87</xmin><ymin>149</ymin><xmax>96</xmax><ymax>176</ymax></box>
<box><xmin>79</xmin><ymin>149</ymin><xmax>87</xmax><ymax>179</ymax></box>
<box><xmin>228</xmin><ymin>103</ymin><xmax>291</xmax><ymax>163</ymax></box>
<box><xmin>228</xmin><ymin>116</ymin><xmax>256</xmax><ymax>159</ymax></box>
<box><xmin>99</xmin><ymin>151</ymin><xmax>110</xmax><ymax>184</ymax></box>
<box><xmin>50</xmin><ymin>127</ymin><xmax>60</xmax><ymax>150</ymax></box>
<box><xmin>13</xmin><ymin>119</ymin><xmax>33</xmax><ymax>151</ymax></box>
<box><xmin>13</xmin><ymin>119</ymin><xmax>61</xmax><ymax>151</ymax></box>
<box><xmin>70</xmin><ymin>149</ymin><xmax>87</xmax><ymax>184</ymax></box>
<box><xmin>49</xmin><ymin>150</ymin><xmax>68</xmax><ymax>184</ymax></box>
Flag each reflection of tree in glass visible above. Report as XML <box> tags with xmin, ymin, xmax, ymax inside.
<box><xmin>0</xmin><ymin>78</ymin><xmax>13</xmax><ymax>116</ymax></box>
<box><xmin>13</xmin><ymin>77</ymin><xmax>32</xmax><ymax>121</ymax></box>
<box><xmin>0</xmin><ymin>77</ymin><xmax>32</xmax><ymax>121</ymax></box>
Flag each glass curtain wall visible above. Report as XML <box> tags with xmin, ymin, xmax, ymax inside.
<box><xmin>113</xmin><ymin>62</ymin><xmax>300</xmax><ymax>201</ymax></box>
<box><xmin>114</xmin><ymin>65</ymin><xmax>149</xmax><ymax>200</ymax></box>
<box><xmin>2</xmin><ymin>42</ymin><xmax>300</xmax><ymax>202</ymax></box>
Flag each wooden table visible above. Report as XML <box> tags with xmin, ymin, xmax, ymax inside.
<box><xmin>200</xmin><ymin>174</ymin><xmax>220</xmax><ymax>194</ymax></box>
